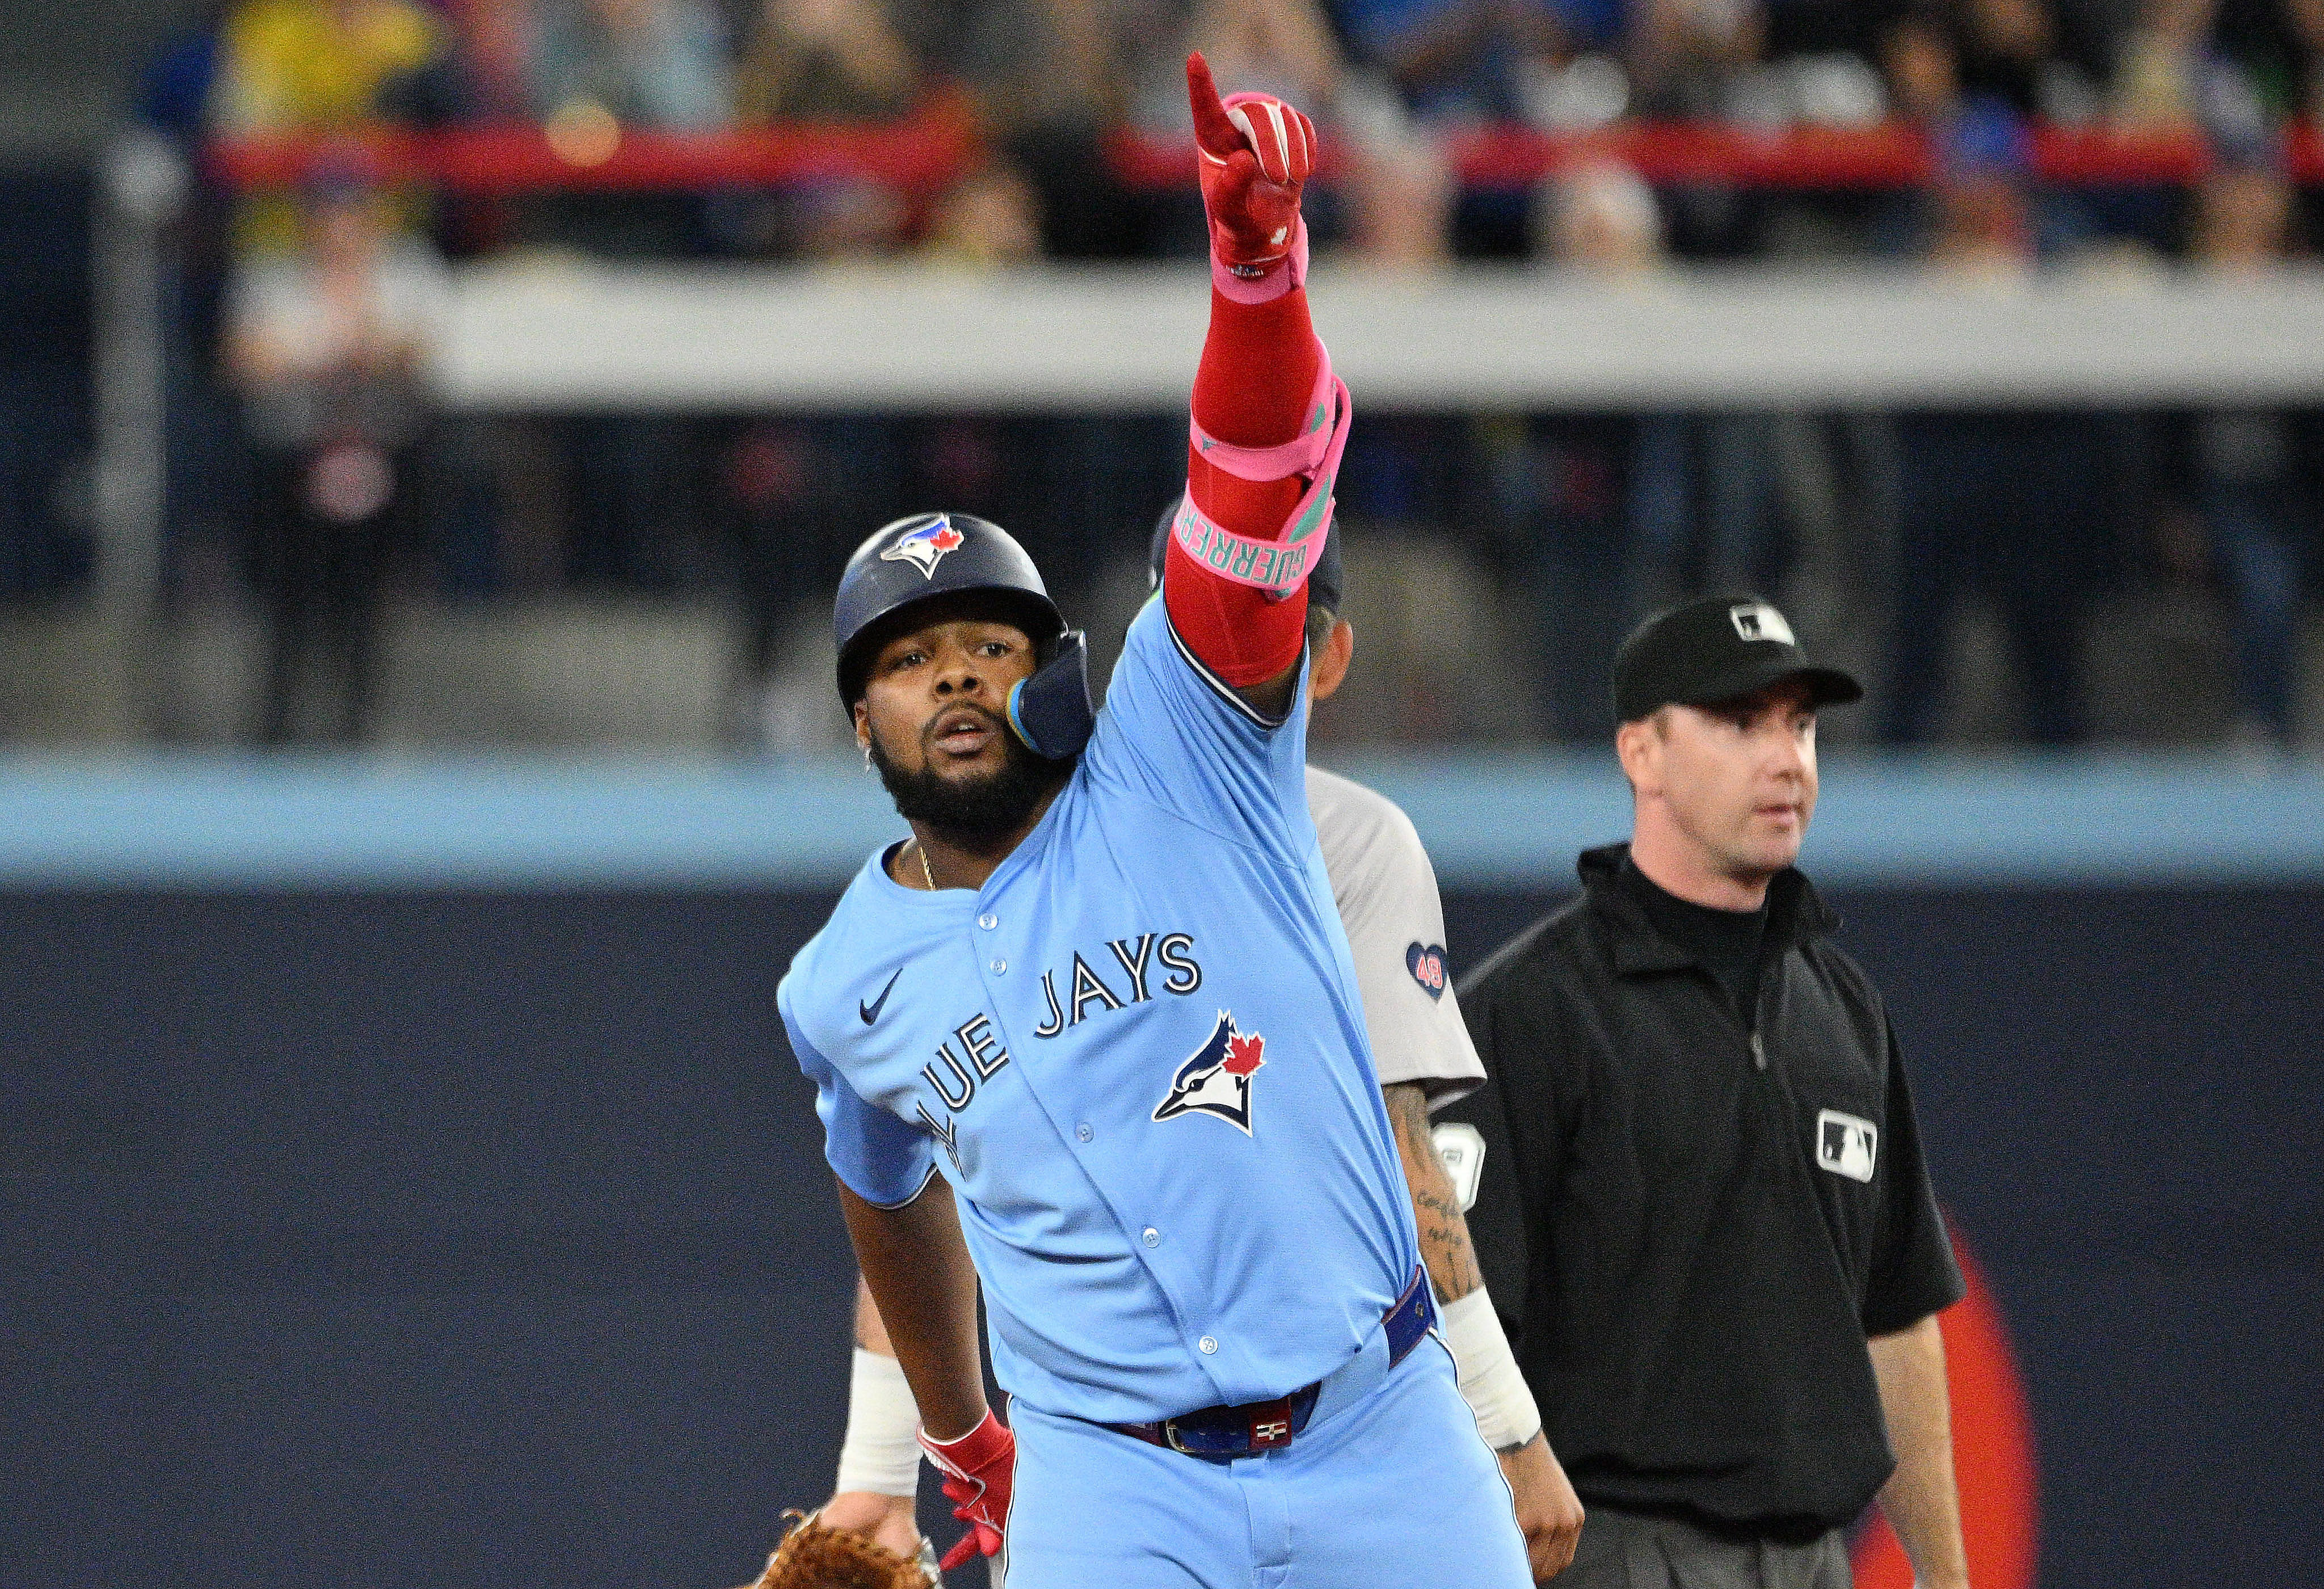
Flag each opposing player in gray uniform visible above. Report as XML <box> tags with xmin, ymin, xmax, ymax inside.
<box><xmin>795</xmin><ymin>529</ymin><xmax>1585</xmax><ymax>1585</ymax></box>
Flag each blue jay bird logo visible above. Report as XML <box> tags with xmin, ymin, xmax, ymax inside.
<box><xmin>1152</xmin><ymin>1010</ymin><xmax>1267</xmax><ymax>1135</ymax></box>
<box><xmin>879</xmin><ymin>515</ymin><xmax>966</xmax><ymax>579</ymax></box>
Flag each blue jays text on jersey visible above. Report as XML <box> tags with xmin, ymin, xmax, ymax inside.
<box><xmin>907</xmin><ymin>933</ymin><xmax>1210</xmax><ymax>1165</ymax></box>
<box><xmin>779</xmin><ymin>596</ymin><xmax>1423</xmax><ymax>1428</ymax></box>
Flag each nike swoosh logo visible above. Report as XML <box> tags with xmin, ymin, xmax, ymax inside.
<box><xmin>860</xmin><ymin>968</ymin><xmax>902</xmax><ymax>1025</ymax></box>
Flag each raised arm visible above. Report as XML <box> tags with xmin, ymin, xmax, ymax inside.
<box><xmin>1163</xmin><ymin>53</ymin><xmax>1339</xmax><ymax>723</ymax></box>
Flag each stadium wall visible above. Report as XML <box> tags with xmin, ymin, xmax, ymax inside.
<box><xmin>4</xmin><ymin>757</ymin><xmax>2318</xmax><ymax>1589</ymax></box>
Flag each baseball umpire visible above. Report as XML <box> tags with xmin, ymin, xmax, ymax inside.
<box><xmin>774</xmin><ymin>55</ymin><xmax>1535</xmax><ymax>1589</ymax></box>
<box><xmin>1435</xmin><ymin>596</ymin><xmax>1973</xmax><ymax>1589</ymax></box>
<box><xmin>793</xmin><ymin>514</ymin><xmax>1585</xmax><ymax>1584</ymax></box>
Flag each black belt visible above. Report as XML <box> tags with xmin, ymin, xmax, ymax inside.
<box><xmin>1110</xmin><ymin>1266</ymin><xmax>1436</xmax><ymax>1459</ymax></box>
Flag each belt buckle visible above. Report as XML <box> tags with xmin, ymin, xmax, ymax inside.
<box><xmin>1163</xmin><ymin>1417</ymin><xmax>1197</xmax><ymax>1455</ymax></box>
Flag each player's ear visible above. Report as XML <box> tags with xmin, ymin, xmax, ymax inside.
<box><xmin>1309</xmin><ymin>618</ymin><xmax>1355</xmax><ymax>703</ymax></box>
<box><xmin>852</xmin><ymin>698</ymin><xmax>871</xmax><ymax>750</ymax></box>
<box><xmin>1614</xmin><ymin>715</ymin><xmax>1660</xmax><ymax>797</ymax></box>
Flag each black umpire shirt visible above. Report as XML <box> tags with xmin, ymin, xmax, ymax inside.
<box><xmin>1439</xmin><ymin>844</ymin><xmax>1964</xmax><ymax>1539</ymax></box>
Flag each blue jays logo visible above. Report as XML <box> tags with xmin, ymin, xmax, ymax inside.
<box><xmin>879</xmin><ymin>515</ymin><xmax>966</xmax><ymax>579</ymax></box>
<box><xmin>1152</xmin><ymin>1010</ymin><xmax>1266</xmax><ymax>1135</ymax></box>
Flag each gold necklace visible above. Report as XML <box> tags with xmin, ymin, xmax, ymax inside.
<box><xmin>915</xmin><ymin>840</ymin><xmax>937</xmax><ymax>892</ymax></box>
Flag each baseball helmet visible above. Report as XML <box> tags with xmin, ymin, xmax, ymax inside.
<box><xmin>833</xmin><ymin>511</ymin><xmax>1096</xmax><ymax>761</ymax></box>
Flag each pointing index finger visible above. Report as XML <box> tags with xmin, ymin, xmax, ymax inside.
<box><xmin>1186</xmin><ymin>52</ymin><xmax>1241</xmax><ymax>160</ymax></box>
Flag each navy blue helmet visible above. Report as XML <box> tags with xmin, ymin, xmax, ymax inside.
<box><xmin>834</xmin><ymin>512</ymin><xmax>1094</xmax><ymax>761</ymax></box>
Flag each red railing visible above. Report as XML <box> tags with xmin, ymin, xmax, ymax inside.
<box><xmin>1113</xmin><ymin>120</ymin><xmax>2324</xmax><ymax>189</ymax></box>
<box><xmin>205</xmin><ymin>113</ymin><xmax>2324</xmax><ymax>196</ymax></box>
<box><xmin>204</xmin><ymin>95</ymin><xmax>983</xmax><ymax>198</ymax></box>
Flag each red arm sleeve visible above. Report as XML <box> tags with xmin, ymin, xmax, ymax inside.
<box><xmin>1163</xmin><ymin>285</ymin><xmax>1326</xmax><ymax>686</ymax></box>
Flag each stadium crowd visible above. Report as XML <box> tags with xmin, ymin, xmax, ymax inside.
<box><xmin>7</xmin><ymin>0</ymin><xmax>2318</xmax><ymax>748</ymax></box>
<box><xmin>129</xmin><ymin>0</ymin><xmax>2324</xmax><ymax>268</ymax></box>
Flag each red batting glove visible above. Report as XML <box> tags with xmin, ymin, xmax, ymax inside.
<box><xmin>1186</xmin><ymin>51</ymin><xmax>1317</xmax><ymax>281</ymax></box>
<box><xmin>916</xmin><ymin>1410</ymin><xmax>1017</xmax><ymax>1571</ymax></box>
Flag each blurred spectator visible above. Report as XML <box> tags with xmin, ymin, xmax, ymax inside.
<box><xmin>1879</xmin><ymin>0</ymin><xmax>2062</xmax><ymax>120</ymax></box>
<box><xmin>724</xmin><ymin>0</ymin><xmax>925</xmax><ymax>257</ymax></box>
<box><xmin>209</xmin><ymin>0</ymin><xmax>457</xmax><ymax>130</ymax></box>
<box><xmin>1124</xmin><ymin>0</ymin><xmax>1459</xmax><ymax>262</ymax></box>
<box><xmin>1923</xmin><ymin>103</ymin><xmax>2040</xmax><ymax>265</ymax></box>
<box><xmin>226</xmin><ymin>159</ymin><xmax>446</xmax><ymax>743</ymax></box>
<box><xmin>1536</xmin><ymin>159</ymin><xmax>1665</xmax><ymax>263</ymax></box>
<box><xmin>1336</xmin><ymin>0</ymin><xmax>1574</xmax><ymax>123</ymax></box>
<box><xmin>524</xmin><ymin>0</ymin><xmax>733</xmax><ymax>128</ymax></box>
<box><xmin>2178</xmin><ymin>160</ymin><xmax>2314</xmax><ymax>749</ymax></box>
<box><xmin>2116</xmin><ymin>0</ymin><xmax>2324</xmax><ymax>127</ymax></box>
<box><xmin>955</xmin><ymin>0</ymin><xmax>1157</xmax><ymax>256</ymax></box>
<box><xmin>138</xmin><ymin>5</ymin><xmax>258</xmax><ymax>588</ymax></box>
<box><xmin>1631</xmin><ymin>0</ymin><xmax>1767</xmax><ymax>119</ymax></box>
<box><xmin>440</xmin><ymin>0</ymin><xmax>538</xmax><ymax>120</ymax></box>
<box><xmin>1177</xmin><ymin>0</ymin><xmax>1346</xmax><ymax>106</ymax></box>
<box><xmin>1501</xmin><ymin>163</ymin><xmax>1681</xmax><ymax>740</ymax></box>
<box><xmin>922</xmin><ymin>162</ymin><xmax>1046</xmax><ymax>264</ymax></box>
<box><xmin>1345</xmin><ymin>137</ymin><xmax>1459</xmax><ymax>264</ymax></box>
<box><xmin>516</xmin><ymin>0</ymin><xmax>735</xmax><ymax>588</ymax></box>
<box><xmin>209</xmin><ymin>0</ymin><xmax>460</xmax><ymax>259</ymax></box>
<box><xmin>1881</xmin><ymin>105</ymin><xmax>2115</xmax><ymax>745</ymax></box>
<box><xmin>737</xmin><ymin>0</ymin><xmax>921</xmax><ymax>119</ymax></box>
<box><xmin>145</xmin><ymin>3</ymin><xmax>235</xmax><ymax>140</ymax></box>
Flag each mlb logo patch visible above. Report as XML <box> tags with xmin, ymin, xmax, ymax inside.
<box><xmin>1816</xmin><ymin>1109</ymin><xmax>1879</xmax><ymax>1182</ymax></box>
<box><xmin>1729</xmin><ymin>601</ymin><xmax>1796</xmax><ymax>646</ymax></box>
<box><xmin>880</xmin><ymin>515</ymin><xmax>966</xmax><ymax>579</ymax></box>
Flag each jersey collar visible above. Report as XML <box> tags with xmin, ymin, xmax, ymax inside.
<box><xmin>1577</xmin><ymin>842</ymin><xmax>1837</xmax><ymax>976</ymax></box>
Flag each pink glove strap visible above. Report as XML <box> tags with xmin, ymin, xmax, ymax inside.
<box><xmin>1211</xmin><ymin>214</ymin><xmax>1310</xmax><ymax>305</ymax></box>
<box><xmin>1172</xmin><ymin>375</ymin><xmax>1352</xmax><ymax>596</ymax></box>
<box><xmin>1190</xmin><ymin>344</ymin><xmax>1337</xmax><ymax>482</ymax></box>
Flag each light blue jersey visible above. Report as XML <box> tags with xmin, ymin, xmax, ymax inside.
<box><xmin>780</xmin><ymin>595</ymin><xmax>1421</xmax><ymax>1426</ymax></box>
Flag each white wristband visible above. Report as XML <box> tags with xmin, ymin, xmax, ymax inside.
<box><xmin>834</xmin><ymin>1347</ymin><xmax>923</xmax><ymax>1498</ymax></box>
<box><xmin>1439</xmin><ymin>1287</ymin><xmax>1543</xmax><ymax>1453</ymax></box>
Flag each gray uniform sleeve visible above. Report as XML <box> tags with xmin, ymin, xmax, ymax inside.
<box><xmin>1307</xmin><ymin>767</ymin><xmax>1487</xmax><ymax>1104</ymax></box>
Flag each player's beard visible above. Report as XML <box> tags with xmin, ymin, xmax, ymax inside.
<box><xmin>869</xmin><ymin>710</ymin><xmax>1072</xmax><ymax>849</ymax></box>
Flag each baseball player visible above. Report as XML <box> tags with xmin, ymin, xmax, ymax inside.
<box><xmin>774</xmin><ymin>56</ymin><xmax>1535</xmax><ymax>1589</ymax></box>
<box><xmin>785</xmin><ymin>521</ymin><xmax>1584</xmax><ymax>1585</ymax></box>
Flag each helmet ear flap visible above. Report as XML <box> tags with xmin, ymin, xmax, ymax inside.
<box><xmin>1007</xmin><ymin>630</ymin><xmax>1095</xmax><ymax>761</ymax></box>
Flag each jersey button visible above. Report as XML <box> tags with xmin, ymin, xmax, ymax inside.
<box><xmin>1198</xmin><ymin>1336</ymin><xmax>1219</xmax><ymax>1355</ymax></box>
<box><xmin>978</xmin><ymin>913</ymin><xmax>997</xmax><ymax>930</ymax></box>
<box><xmin>1076</xmin><ymin>1123</ymin><xmax>1093</xmax><ymax>1143</ymax></box>
<box><xmin>990</xmin><ymin>958</ymin><xmax>1007</xmax><ymax>975</ymax></box>
<box><xmin>1750</xmin><ymin>1032</ymin><xmax>1767</xmax><ymax>1071</ymax></box>
<box><xmin>1141</xmin><ymin>1226</ymin><xmax>1160</xmax><ymax>1247</ymax></box>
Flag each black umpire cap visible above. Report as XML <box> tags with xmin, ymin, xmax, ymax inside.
<box><xmin>1613</xmin><ymin>594</ymin><xmax>1863</xmax><ymax>724</ymax></box>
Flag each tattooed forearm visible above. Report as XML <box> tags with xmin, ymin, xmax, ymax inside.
<box><xmin>1382</xmin><ymin>1082</ymin><xmax>1483</xmax><ymax>1304</ymax></box>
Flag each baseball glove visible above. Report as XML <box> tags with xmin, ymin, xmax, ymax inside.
<box><xmin>739</xmin><ymin>1510</ymin><xmax>942</xmax><ymax>1589</ymax></box>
